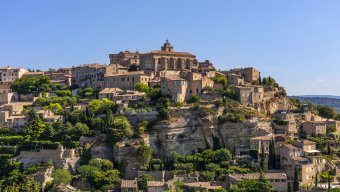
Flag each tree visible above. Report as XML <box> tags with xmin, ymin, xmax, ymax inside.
<box><xmin>136</xmin><ymin>145</ymin><xmax>153</xmax><ymax>167</ymax></box>
<box><xmin>314</xmin><ymin>172</ymin><xmax>318</xmax><ymax>189</ymax></box>
<box><xmin>21</xmin><ymin>178</ymin><xmax>41</xmax><ymax>192</ymax></box>
<box><xmin>214</xmin><ymin>188</ymin><xmax>227</xmax><ymax>192</ymax></box>
<box><xmin>268</xmin><ymin>139</ymin><xmax>276</xmax><ymax>169</ymax></box>
<box><xmin>317</xmin><ymin>105</ymin><xmax>337</xmax><ymax>119</ymax></box>
<box><xmin>134</xmin><ymin>83</ymin><xmax>149</xmax><ymax>92</ymax></box>
<box><xmin>107</xmin><ymin>116</ymin><xmax>133</xmax><ymax>142</ymax></box>
<box><xmin>230</xmin><ymin>178</ymin><xmax>274</xmax><ymax>192</ymax></box>
<box><xmin>288</xmin><ymin>182</ymin><xmax>292</xmax><ymax>192</ymax></box>
<box><xmin>52</xmin><ymin>169</ymin><xmax>72</xmax><ymax>187</ymax></box>
<box><xmin>213</xmin><ymin>148</ymin><xmax>232</xmax><ymax>163</ymax></box>
<box><xmin>188</xmin><ymin>95</ymin><xmax>201</xmax><ymax>103</ymax></box>
<box><xmin>54</xmin><ymin>90</ymin><xmax>72</xmax><ymax>97</ymax></box>
<box><xmin>137</xmin><ymin>174</ymin><xmax>154</xmax><ymax>190</ymax></box>
<box><xmin>72</xmin><ymin>123</ymin><xmax>90</xmax><ymax>138</ymax></box>
<box><xmin>137</xmin><ymin>120</ymin><xmax>148</xmax><ymax>136</ymax></box>
<box><xmin>48</xmin><ymin>103</ymin><xmax>64</xmax><ymax>115</ymax></box>
<box><xmin>260</xmin><ymin>145</ymin><xmax>265</xmax><ymax>170</ymax></box>
<box><xmin>293</xmin><ymin>166</ymin><xmax>299</xmax><ymax>192</ymax></box>
<box><xmin>11</xmin><ymin>75</ymin><xmax>54</xmax><ymax>95</ymax></box>
<box><xmin>24</xmin><ymin>118</ymin><xmax>46</xmax><ymax>140</ymax></box>
<box><xmin>320</xmin><ymin>170</ymin><xmax>334</xmax><ymax>190</ymax></box>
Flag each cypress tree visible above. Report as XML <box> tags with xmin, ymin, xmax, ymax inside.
<box><xmin>327</xmin><ymin>142</ymin><xmax>331</xmax><ymax>155</ymax></box>
<box><xmin>293</xmin><ymin>166</ymin><xmax>299</xmax><ymax>192</ymax></box>
<box><xmin>314</xmin><ymin>172</ymin><xmax>318</xmax><ymax>189</ymax></box>
<box><xmin>260</xmin><ymin>144</ymin><xmax>265</xmax><ymax>170</ymax></box>
<box><xmin>288</xmin><ymin>182</ymin><xmax>292</xmax><ymax>192</ymax></box>
<box><xmin>268</xmin><ymin>139</ymin><xmax>276</xmax><ymax>169</ymax></box>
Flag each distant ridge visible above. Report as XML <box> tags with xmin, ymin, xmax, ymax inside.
<box><xmin>291</xmin><ymin>95</ymin><xmax>340</xmax><ymax>99</ymax></box>
<box><xmin>289</xmin><ymin>95</ymin><xmax>340</xmax><ymax>112</ymax></box>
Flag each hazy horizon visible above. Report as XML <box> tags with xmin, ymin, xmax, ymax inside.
<box><xmin>1</xmin><ymin>1</ymin><xmax>340</xmax><ymax>96</ymax></box>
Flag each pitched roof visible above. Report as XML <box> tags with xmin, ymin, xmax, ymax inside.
<box><xmin>121</xmin><ymin>180</ymin><xmax>138</xmax><ymax>188</ymax></box>
<box><xmin>146</xmin><ymin>50</ymin><xmax>195</xmax><ymax>57</ymax></box>
<box><xmin>105</xmin><ymin>71</ymin><xmax>148</xmax><ymax>77</ymax></box>
<box><xmin>229</xmin><ymin>172</ymin><xmax>287</xmax><ymax>181</ymax></box>
<box><xmin>99</xmin><ymin>88</ymin><xmax>123</xmax><ymax>94</ymax></box>
<box><xmin>250</xmin><ymin>134</ymin><xmax>273</xmax><ymax>141</ymax></box>
<box><xmin>147</xmin><ymin>181</ymin><xmax>164</xmax><ymax>187</ymax></box>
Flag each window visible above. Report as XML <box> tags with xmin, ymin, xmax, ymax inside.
<box><xmin>121</xmin><ymin>77</ymin><xmax>125</xmax><ymax>81</ymax></box>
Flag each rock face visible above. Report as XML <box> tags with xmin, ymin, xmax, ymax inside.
<box><xmin>148</xmin><ymin>107</ymin><xmax>272</xmax><ymax>159</ymax></box>
<box><xmin>255</xmin><ymin>97</ymin><xmax>294</xmax><ymax>115</ymax></box>
<box><xmin>16</xmin><ymin>146</ymin><xmax>79</xmax><ymax>171</ymax></box>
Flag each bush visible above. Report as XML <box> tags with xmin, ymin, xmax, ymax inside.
<box><xmin>188</xmin><ymin>95</ymin><xmax>201</xmax><ymax>103</ymax></box>
<box><xmin>0</xmin><ymin>136</ymin><xmax>24</xmax><ymax>146</ymax></box>
<box><xmin>218</xmin><ymin>113</ymin><xmax>246</xmax><ymax>123</ymax></box>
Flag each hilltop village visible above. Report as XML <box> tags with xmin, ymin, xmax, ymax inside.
<box><xmin>0</xmin><ymin>41</ymin><xmax>340</xmax><ymax>192</ymax></box>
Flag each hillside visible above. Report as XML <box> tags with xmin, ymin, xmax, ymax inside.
<box><xmin>290</xmin><ymin>95</ymin><xmax>340</xmax><ymax>112</ymax></box>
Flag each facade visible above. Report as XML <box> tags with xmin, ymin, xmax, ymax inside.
<box><xmin>98</xmin><ymin>88</ymin><xmax>145</xmax><ymax>101</ymax></box>
<box><xmin>0</xmin><ymin>67</ymin><xmax>28</xmax><ymax>82</ymax></box>
<box><xmin>109</xmin><ymin>51</ymin><xmax>140</xmax><ymax>67</ymax></box>
<box><xmin>250</xmin><ymin>134</ymin><xmax>273</xmax><ymax>154</ymax></box>
<box><xmin>139</xmin><ymin>40</ymin><xmax>197</xmax><ymax>73</ymax></box>
<box><xmin>302</xmin><ymin>121</ymin><xmax>327</xmax><ymax>136</ymax></box>
<box><xmin>160</xmin><ymin>75</ymin><xmax>188</xmax><ymax>102</ymax></box>
<box><xmin>235</xmin><ymin>85</ymin><xmax>264</xmax><ymax>106</ymax></box>
<box><xmin>146</xmin><ymin>181</ymin><xmax>166</xmax><ymax>192</ymax></box>
<box><xmin>228</xmin><ymin>74</ymin><xmax>244</xmax><ymax>86</ymax></box>
<box><xmin>104</xmin><ymin>71</ymin><xmax>152</xmax><ymax>90</ymax></box>
<box><xmin>71</xmin><ymin>63</ymin><xmax>121</xmax><ymax>89</ymax></box>
<box><xmin>121</xmin><ymin>180</ymin><xmax>138</xmax><ymax>192</ymax></box>
<box><xmin>226</xmin><ymin>172</ymin><xmax>288</xmax><ymax>192</ymax></box>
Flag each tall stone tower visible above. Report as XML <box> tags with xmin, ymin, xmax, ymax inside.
<box><xmin>161</xmin><ymin>39</ymin><xmax>174</xmax><ymax>51</ymax></box>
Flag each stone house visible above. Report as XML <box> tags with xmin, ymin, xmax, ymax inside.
<box><xmin>250</xmin><ymin>134</ymin><xmax>273</xmax><ymax>155</ymax></box>
<box><xmin>160</xmin><ymin>75</ymin><xmax>188</xmax><ymax>102</ymax></box>
<box><xmin>272</xmin><ymin>120</ymin><xmax>298</xmax><ymax>134</ymax></box>
<box><xmin>235</xmin><ymin>85</ymin><xmax>264</xmax><ymax>106</ymax></box>
<box><xmin>120</xmin><ymin>180</ymin><xmax>138</xmax><ymax>192</ymax></box>
<box><xmin>0</xmin><ymin>67</ymin><xmax>28</xmax><ymax>82</ymax></box>
<box><xmin>0</xmin><ymin>89</ymin><xmax>14</xmax><ymax>105</ymax></box>
<box><xmin>226</xmin><ymin>172</ymin><xmax>288</xmax><ymax>192</ymax></box>
<box><xmin>223</xmin><ymin>67</ymin><xmax>260</xmax><ymax>84</ymax></box>
<box><xmin>228</xmin><ymin>74</ymin><xmax>244</xmax><ymax>86</ymax></box>
<box><xmin>183</xmin><ymin>182</ymin><xmax>223</xmax><ymax>192</ymax></box>
<box><xmin>72</xmin><ymin>63</ymin><xmax>121</xmax><ymax>89</ymax></box>
<box><xmin>98</xmin><ymin>88</ymin><xmax>145</xmax><ymax>101</ymax></box>
<box><xmin>180</xmin><ymin>71</ymin><xmax>214</xmax><ymax>95</ymax></box>
<box><xmin>302</xmin><ymin>121</ymin><xmax>327</xmax><ymax>136</ymax></box>
<box><xmin>274</xmin><ymin>111</ymin><xmax>296</xmax><ymax>122</ymax></box>
<box><xmin>147</xmin><ymin>181</ymin><xmax>166</xmax><ymax>192</ymax></box>
<box><xmin>198</xmin><ymin>60</ymin><xmax>215</xmax><ymax>73</ymax></box>
<box><xmin>104</xmin><ymin>71</ymin><xmax>152</xmax><ymax>90</ymax></box>
<box><xmin>109</xmin><ymin>51</ymin><xmax>140</xmax><ymax>67</ymax></box>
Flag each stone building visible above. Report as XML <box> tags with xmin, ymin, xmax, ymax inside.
<box><xmin>235</xmin><ymin>85</ymin><xmax>264</xmax><ymax>106</ymax></box>
<box><xmin>147</xmin><ymin>181</ymin><xmax>166</xmax><ymax>192</ymax></box>
<box><xmin>160</xmin><ymin>75</ymin><xmax>188</xmax><ymax>102</ymax></box>
<box><xmin>250</xmin><ymin>134</ymin><xmax>273</xmax><ymax>155</ymax></box>
<box><xmin>0</xmin><ymin>89</ymin><xmax>14</xmax><ymax>105</ymax></box>
<box><xmin>109</xmin><ymin>51</ymin><xmax>140</xmax><ymax>68</ymax></box>
<box><xmin>71</xmin><ymin>63</ymin><xmax>122</xmax><ymax>89</ymax></box>
<box><xmin>302</xmin><ymin>121</ymin><xmax>327</xmax><ymax>136</ymax></box>
<box><xmin>228</xmin><ymin>74</ymin><xmax>244</xmax><ymax>86</ymax></box>
<box><xmin>98</xmin><ymin>88</ymin><xmax>145</xmax><ymax>102</ymax></box>
<box><xmin>0</xmin><ymin>67</ymin><xmax>28</xmax><ymax>89</ymax></box>
<box><xmin>0</xmin><ymin>67</ymin><xmax>28</xmax><ymax>82</ymax></box>
<box><xmin>104</xmin><ymin>71</ymin><xmax>152</xmax><ymax>90</ymax></box>
<box><xmin>223</xmin><ymin>67</ymin><xmax>260</xmax><ymax>84</ymax></box>
<box><xmin>139</xmin><ymin>40</ymin><xmax>197</xmax><ymax>73</ymax></box>
<box><xmin>226</xmin><ymin>172</ymin><xmax>288</xmax><ymax>192</ymax></box>
<box><xmin>120</xmin><ymin>180</ymin><xmax>138</xmax><ymax>192</ymax></box>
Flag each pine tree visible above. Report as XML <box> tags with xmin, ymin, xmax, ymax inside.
<box><xmin>293</xmin><ymin>166</ymin><xmax>299</xmax><ymax>192</ymax></box>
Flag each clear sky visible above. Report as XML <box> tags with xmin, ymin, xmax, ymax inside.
<box><xmin>1</xmin><ymin>0</ymin><xmax>340</xmax><ymax>96</ymax></box>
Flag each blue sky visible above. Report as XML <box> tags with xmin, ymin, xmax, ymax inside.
<box><xmin>1</xmin><ymin>0</ymin><xmax>340</xmax><ymax>96</ymax></box>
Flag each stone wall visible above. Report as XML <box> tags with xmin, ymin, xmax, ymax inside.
<box><xmin>16</xmin><ymin>146</ymin><xmax>79</xmax><ymax>171</ymax></box>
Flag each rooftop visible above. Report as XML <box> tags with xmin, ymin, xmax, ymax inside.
<box><xmin>147</xmin><ymin>181</ymin><xmax>164</xmax><ymax>187</ymax></box>
<box><xmin>121</xmin><ymin>180</ymin><xmax>138</xmax><ymax>188</ymax></box>
<box><xmin>228</xmin><ymin>172</ymin><xmax>287</xmax><ymax>181</ymax></box>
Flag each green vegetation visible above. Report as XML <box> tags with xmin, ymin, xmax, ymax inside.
<box><xmin>11</xmin><ymin>75</ymin><xmax>56</xmax><ymax>94</ymax></box>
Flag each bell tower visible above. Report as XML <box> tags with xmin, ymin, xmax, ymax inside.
<box><xmin>161</xmin><ymin>39</ymin><xmax>174</xmax><ymax>51</ymax></box>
